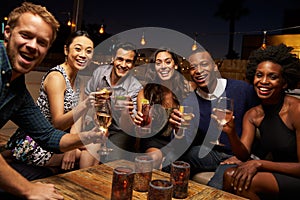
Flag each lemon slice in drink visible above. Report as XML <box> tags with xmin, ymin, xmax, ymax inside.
<box><xmin>98</xmin><ymin>88</ymin><xmax>112</xmax><ymax>99</ymax></box>
<box><xmin>141</xmin><ymin>99</ymin><xmax>149</xmax><ymax>105</ymax></box>
<box><xmin>179</xmin><ymin>106</ymin><xmax>184</xmax><ymax>113</ymax></box>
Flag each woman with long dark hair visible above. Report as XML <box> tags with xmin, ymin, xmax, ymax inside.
<box><xmin>134</xmin><ymin>48</ymin><xmax>187</xmax><ymax>168</ymax></box>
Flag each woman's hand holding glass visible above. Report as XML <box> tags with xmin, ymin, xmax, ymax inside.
<box><xmin>134</xmin><ymin>101</ymin><xmax>152</xmax><ymax>137</ymax></box>
<box><xmin>134</xmin><ymin>111</ymin><xmax>151</xmax><ymax>137</ymax></box>
<box><xmin>169</xmin><ymin>109</ymin><xmax>182</xmax><ymax>131</ymax></box>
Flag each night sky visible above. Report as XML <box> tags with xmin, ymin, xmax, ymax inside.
<box><xmin>2</xmin><ymin>0</ymin><xmax>300</xmax><ymax>59</ymax></box>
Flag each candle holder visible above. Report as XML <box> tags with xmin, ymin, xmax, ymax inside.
<box><xmin>111</xmin><ymin>166</ymin><xmax>134</xmax><ymax>200</ymax></box>
<box><xmin>148</xmin><ymin>179</ymin><xmax>173</xmax><ymax>200</ymax></box>
<box><xmin>170</xmin><ymin>161</ymin><xmax>190</xmax><ymax>198</ymax></box>
<box><xmin>133</xmin><ymin>155</ymin><xmax>153</xmax><ymax>192</ymax></box>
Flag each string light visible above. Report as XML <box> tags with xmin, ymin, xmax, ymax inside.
<box><xmin>140</xmin><ymin>32</ymin><xmax>146</xmax><ymax>45</ymax></box>
<box><xmin>189</xmin><ymin>26</ymin><xmax>300</xmax><ymax>45</ymax></box>
<box><xmin>189</xmin><ymin>26</ymin><xmax>300</xmax><ymax>54</ymax></box>
<box><xmin>67</xmin><ymin>12</ymin><xmax>71</xmax><ymax>26</ymax></box>
<box><xmin>261</xmin><ymin>31</ymin><xmax>267</xmax><ymax>49</ymax></box>
<box><xmin>192</xmin><ymin>32</ymin><xmax>198</xmax><ymax>51</ymax></box>
<box><xmin>99</xmin><ymin>24</ymin><xmax>104</xmax><ymax>34</ymax></box>
<box><xmin>192</xmin><ymin>40</ymin><xmax>197</xmax><ymax>51</ymax></box>
<box><xmin>192</xmin><ymin>26</ymin><xmax>300</xmax><ymax>38</ymax></box>
<box><xmin>68</xmin><ymin>13</ymin><xmax>72</xmax><ymax>27</ymax></box>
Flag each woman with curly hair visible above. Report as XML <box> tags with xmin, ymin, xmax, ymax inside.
<box><xmin>219</xmin><ymin>43</ymin><xmax>300</xmax><ymax>200</ymax></box>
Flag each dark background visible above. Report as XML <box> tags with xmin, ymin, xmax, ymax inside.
<box><xmin>1</xmin><ymin>0</ymin><xmax>300</xmax><ymax>59</ymax></box>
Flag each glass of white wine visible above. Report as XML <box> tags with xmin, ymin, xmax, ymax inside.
<box><xmin>210</xmin><ymin>97</ymin><xmax>234</xmax><ymax>146</ymax></box>
<box><xmin>94</xmin><ymin>98</ymin><xmax>113</xmax><ymax>155</ymax></box>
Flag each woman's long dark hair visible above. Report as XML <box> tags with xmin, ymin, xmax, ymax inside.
<box><xmin>143</xmin><ymin>48</ymin><xmax>186</xmax><ymax>106</ymax></box>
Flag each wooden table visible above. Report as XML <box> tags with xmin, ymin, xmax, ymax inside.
<box><xmin>33</xmin><ymin>159</ymin><xmax>247</xmax><ymax>200</ymax></box>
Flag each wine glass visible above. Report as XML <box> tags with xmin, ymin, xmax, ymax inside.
<box><xmin>94</xmin><ymin>98</ymin><xmax>113</xmax><ymax>155</ymax></box>
<box><xmin>210</xmin><ymin>97</ymin><xmax>234</xmax><ymax>146</ymax></box>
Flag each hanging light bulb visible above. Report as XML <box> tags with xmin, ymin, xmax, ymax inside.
<box><xmin>261</xmin><ymin>31</ymin><xmax>267</xmax><ymax>49</ymax></box>
<box><xmin>192</xmin><ymin>40</ymin><xmax>197</xmax><ymax>51</ymax></box>
<box><xmin>191</xmin><ymin>32</ymin><xmax>198</xmax><ymax>51</ymax></box>
<box><xmin>99</xmin><ymin>24</ymin><xmax>105</xmax><ymax>34</ymax></box>
<box><xmin>140</xmin><ymin>32</ymin><xmax>146</xmax><ymax>45</ymax></box>
<box><xmin>67</xmin><ymin>12</ymin><xmax>71</xmax><ymax>26</ymax></box>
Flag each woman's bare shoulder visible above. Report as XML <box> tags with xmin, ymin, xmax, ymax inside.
<box><xmin>245</xmin><ymin>105</ymin><xmax>264</xmax><ymax>126</ymax></box>
<box><xmin>285</xmin><ymin>95</ymin><xmax>300</xmax><ymax>114</ymax></box>
<box><xmin>247</xmin><ymin>105</ymin><xmax>263</xmax><ymax>116</ymax></box>
<box><xmin>285</xmin><ymin>94</ymin><xmax>300</xmax><ymax>103</ymax></box>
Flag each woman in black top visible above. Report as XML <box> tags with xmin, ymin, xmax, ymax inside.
<box><xmin>220</xmin><ymin>44</ymin><xmax>300</xmax><ymax>200</ymax></box>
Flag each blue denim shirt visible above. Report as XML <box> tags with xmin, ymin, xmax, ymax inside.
<box><xmin>0</xmin><ymin>42</ymin><xmax>65</xmax><ymax>153</ymax></box>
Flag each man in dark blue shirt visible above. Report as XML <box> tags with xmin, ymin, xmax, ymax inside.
<box><xmin>0</xmin><ymin>2</ymin><xmax>104</xmax><ymax>199</ymax></box>
<box><xmin>168</xmin><ymin>48</ymin><xmax>259</xmax><ymax>189</ymax></box>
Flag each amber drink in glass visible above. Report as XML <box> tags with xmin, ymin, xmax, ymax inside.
<box><xmin>133</xmin><ymin>155</ymin><xmax>153</xmax><ymax>192</ymax></box>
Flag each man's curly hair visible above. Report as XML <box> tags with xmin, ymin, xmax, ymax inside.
<box><xmin>246</xmin><ymin>43</ymin><xmax>300</xmax><ymax>90</ymax></box>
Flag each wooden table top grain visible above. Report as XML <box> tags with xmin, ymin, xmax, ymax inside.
<box><xmin>34</xmin><ymin>159</ymin><xmax>248</xmax><ymax>200</ymax></box>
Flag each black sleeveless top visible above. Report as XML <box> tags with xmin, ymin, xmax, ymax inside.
<box><xmin>259</xmin><ymin>95</ymin><xmax>297</xmax><ymax>162</ymax></box>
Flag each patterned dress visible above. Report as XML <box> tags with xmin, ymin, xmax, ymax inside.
<box><xmin>6</xmin><ymin>65</ymin><xmax>80</xmax><ymax>166</ymax></box>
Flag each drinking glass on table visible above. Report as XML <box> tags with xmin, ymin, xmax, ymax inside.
<box><xmin>94</xmin><ymin>97</ymin><xmax>113</xmax><ymax>155</ymax></box>
<box><xmin>210</xmin><ymin>97</ymin><xmax>234</xmax><ymax>146</ymax></box>
<box><xmin>148</xmin><ymin>179</ymin><xmax>173</xmax><ymax>200</ymax></box>
<box><xmin>111</xmin><ymin>166</ymin><xmax>134</xmax><ymax>200</ymax></box>
<box><xmin>170</xmin><ymin>161</ymin><xmax>190</xmax><ymax>199</ymax></box>
<box><xmin>133</xmin><ymin>155</ymin><xmax>153</xmax><ymax>192</ymax></box>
